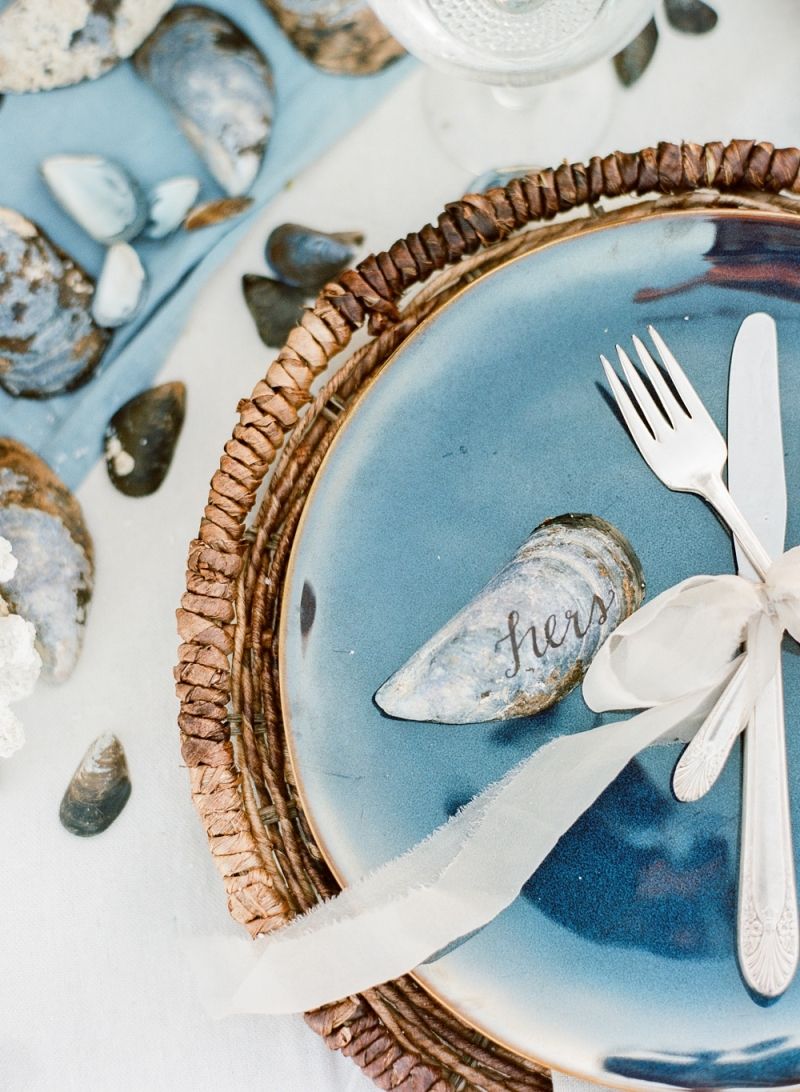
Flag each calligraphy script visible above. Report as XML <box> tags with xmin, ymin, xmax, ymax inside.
<box><xmin>495</xmin><ymin>589</ymin><xmax>615</xmax><ymax>679</ymax></box>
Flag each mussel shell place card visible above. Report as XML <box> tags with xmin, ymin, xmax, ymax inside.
<box><xmin>279</xmin><ymin>210</ymin><xmax>800</xmax><ymax>1087</ymax></box>
<box><xmin>0</xmin><ymin>0</ymin><xmax>409</xmax><ymax>488</ymax></box>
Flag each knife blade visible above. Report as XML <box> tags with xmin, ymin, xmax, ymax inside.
<box><xmin>728</xmin><ymin>313</ymin><xmax>786</xmax><ymax>571</ymax></box>
<box><xmin>728</xmin><ymin>311</ymin><xmax>798</xmax><ymax>998</ymax></box>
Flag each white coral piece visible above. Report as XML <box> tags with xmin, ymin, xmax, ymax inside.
<box><xmin>0</xmin><ymin>536</ymin><xmax>41</xmax><ymax>757</ymax></box>
<box><xmin>0</xmin><ymin>704</ymin><xmax>25</xmax><ymax>759</ymax></box>
<box><xmin>0</xmin><ymin>0</ymin><xmax>174</xmax><ymax>94</ymax></box>
<box><xmin>0</xmin><ymin>536</ymin><xmax>17</xmax><ymax>583</ymax></box>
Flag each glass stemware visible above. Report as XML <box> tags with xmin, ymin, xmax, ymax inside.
<box><xmin>368</xmin><ymin>0</ymin><xmax>656</xmax><ymax>172</ymax></box>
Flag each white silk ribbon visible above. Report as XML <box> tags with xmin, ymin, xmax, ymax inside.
<box><xmin>191</xmin><ymin>546</ymin><xmax>800</xmax><ymax>1016</ymax></box>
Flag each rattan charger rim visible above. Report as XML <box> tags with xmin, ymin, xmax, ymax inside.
<box><xmin>176</xmin><ymin>141</ymin><xmax>800</xmax><ymax>1092</ymax></box>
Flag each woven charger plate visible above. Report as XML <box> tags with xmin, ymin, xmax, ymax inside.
<box><xmin>176</xmin><ymin>141</ymin><xmax>800</xmax><ymax>1092</ymax></box>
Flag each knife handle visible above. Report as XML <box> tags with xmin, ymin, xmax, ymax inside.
<box><xmin>738</xmin><ymin>659</ymin><xmax>799</xmax><ymax>997</ymax></box>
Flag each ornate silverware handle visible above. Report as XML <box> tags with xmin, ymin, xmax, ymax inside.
<box><xmin>712</xmin><ymin>473</ymin><xmax>799</xmax><ymax>996</ymax></box>
<box><xmin>738</xmin><ymin>661</ymin><xmax>799</xmax><ymax>997</ymax></box>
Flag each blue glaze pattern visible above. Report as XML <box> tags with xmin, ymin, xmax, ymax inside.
<box><xmin>281</xmin><ymin>211</ymin><xmax>800</xmax><ymax>1088</ymax></box>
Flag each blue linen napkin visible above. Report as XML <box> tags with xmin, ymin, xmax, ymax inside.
<box><xmin>0</xmin><ymin>0</ymin><xmax>409</xmax><ymax>489</ymax></box>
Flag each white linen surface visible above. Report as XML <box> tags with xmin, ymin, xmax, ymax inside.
<box><xmin>4</xmin><ymin>3</ymin><xmax>800</xmax><ymax>1087</ymax></box>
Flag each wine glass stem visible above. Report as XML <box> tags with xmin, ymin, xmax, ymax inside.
<box><xmin>490</xmin><ymin>85</ymin><xmax>543</xmax><ymax>110</ymax></box>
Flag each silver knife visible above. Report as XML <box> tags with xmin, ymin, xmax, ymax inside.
<box><xmin>728</xmin><ymin>311</ymin><xmax>799</xmax><ymax>997</ymax></box>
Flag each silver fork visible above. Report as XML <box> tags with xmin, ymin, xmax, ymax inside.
<box><xmin>600</xmin><ymin>327</ymin><xmax>772</xmax><ymax>580</ymax></box>
<box><xmin>601</xmin><ymin>329</ymin><xmax>773</xmax><ymax>803</ymax></box>
<box><xmin>601</xmin><ymin>329</ymin><xmax>774</xmax><ymax>803</ymax></box>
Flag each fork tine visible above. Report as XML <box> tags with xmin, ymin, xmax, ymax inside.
<box><xmin>648</xmin><ymin>325</ymin><xmax>713</xmax><ymax>423</ymax></box>
<box><xmin>614</xmin><ymin>345</ymin><xmax>669</xmax><ymax>440</ymax></box>
<box><xmin>631</xmin><ymin>334</ymin><xmax>683</xmax><ymax>427</ymax></box>
<box><xmin>600</xmin><ymin>354</ymin><xmax>658</xmax><ymax>460</ymax></box>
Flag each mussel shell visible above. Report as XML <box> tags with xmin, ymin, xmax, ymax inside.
<box><xmin>664</xmin><ymin>0</ymin><xmax>718</xmax><ymax>34</ymax></box>
<box><xmin>260</xmin><ymin>0</ymin><xmax>404</xmax><ymax>75</ymax></box>
<box><xmin>134</xmin><ymin>6</ymin><xmax>275</xmax><ymax>197</ymax></box>
<box><xmin>613</xmin><ymin>18</ymin><xmax>659</xmax><ymax>88</ymax></box>
<box><xmin>183</xmin><ymin>196</ymin><xmax>253</xmax><ymax>231</ymax></box>
<box><xmin>375</xmin><ymin>514</ymin><xmax>645</xmax><ymax>725</ymax></box>
<box><xmin>0</xmin><ymin>439</ymin><xmax>93</xmax><ymax>682</ymax></box>
<box><xmin>467</xmin><ymin>165</ymin><xmax>540</xmax><ymax>194</ymax></box>
<box><xmin>266</xmin><ymin>222</ymin><xmax>363</xmax><ymax>289</ymax></box>
<box><xmin>0</xmin><ymin>0</ymin><xmax>173</xmax><ymax>93</ymax></box>
<box><xmin>40</xmin><ymin>154</ymin><xmax>149</xmax><ymax>246</ymax></box>
<box><xmin>104</xmin><ymin>381</ymin><xmax>186</xmax><ymax>497</ymax></box>
<box><xmin>0</xmin><ymin>207</ymin><xmax>110</xmax><ymax>398</ymax></box>
<box><xmin>59</xmin><ymin>733</ymin><xmax>131</xmax><ymax>837</ymax></box>
<box><xmin>242</xmin><ymin>273</ymin><xmax>306</xmax><ymax>347</ymax></box>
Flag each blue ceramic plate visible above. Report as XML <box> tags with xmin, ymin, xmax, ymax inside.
<box><xmin>280</xmin><ymin>209</ymin><xmax>800</xmax><ymax>1089</ymax></box>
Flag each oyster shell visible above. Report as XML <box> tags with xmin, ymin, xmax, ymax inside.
<box><xmin>242</xmin><ymin>273</ymin><xmax>306</xmax><ymax>347</ymax></box>
<box><xmin>266</xmin><ymin>222</ymin><xmax>363</xmax><ymax>289</ymax></box>
<box><xmin>261</xmin><ymin>0</ymin><xmax>404</xmax><ymax>75</ymax></box>
<box><xmin>375</xmin><ymin>514</ymin><xmax>645</xmax><ymax>725</ymax></box>
<box><xmin>59</xmin><ymin>733</ymin><xmax>131</xmax><ymax>837</ymax></box>
<box><xmin>40</xmin><ymin>155</ymin><xmax>148</xmax><ymax>246</ymax></box>
<box><xmin>91</xmin><ymin>242</ymin><xmax>147</xmax><ymax>328</ymax></box>
<box><xmin>144</xmin><ymin>176</ymin><xmax>200</xmax><ymax>240</ymax></box>
<box><xmin>0</xmin><ymin>439</ymin><xmax>93</xmax><ymax>682</ymax></box>
<box><xmin>183</xmin><ymin>196</ymin><xmax>253</xmax><ymax>231</ymax></box>
<box><xmin>134</xmin><ymin>7</ymin><xmax>275</xmax><ymax>197</ymax></box>
<box><xmin>104</xmin><ymin>381</ymin><xmax>186</xmax><ymax>497</ymax></box>
<box><xmin>0</xmin><ymin>207</ymin><xmax>110</xmax><ymax>398</ymax></box>
<box><xmin>0</xmin><ymin>0</ymin><xmax>173</xmax><ymax>94</ymax></box>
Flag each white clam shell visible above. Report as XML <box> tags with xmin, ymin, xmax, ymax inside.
<box><xmin>92</xmin><ymin>242</ymin><xmax>147</xmax><ymax>328</ymax></box>
<box><xmin>144</xmin><ymin>176</ymin><xmax>200</xmax><ymax>239</ymax></box>
<box><xmin>41</xmin><ymin>154</ymin><xmax>148</xmax><ymax>245</ymax></box>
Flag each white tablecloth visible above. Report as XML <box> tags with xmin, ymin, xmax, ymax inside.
<box><xmin>3</xmin><ymin>3</ymin><xmax>800</xmax><ymax>1088</ymax></box>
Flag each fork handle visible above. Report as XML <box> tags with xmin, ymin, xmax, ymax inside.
<box><xmin>703</xmin><ymin>475</ymin><xmax>773</xmax><ymax>579</ymax></box>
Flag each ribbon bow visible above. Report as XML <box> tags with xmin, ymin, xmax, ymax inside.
<box><xmin>191</xmin><ymin>547</ymin><xmax>800</xmax><ymax>1017</ymax></box>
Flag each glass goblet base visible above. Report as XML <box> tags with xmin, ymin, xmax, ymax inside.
<box><xmin>422</xmin><ymin>59</ymin><xmax>617</xmax><ymax>176</ymax></box>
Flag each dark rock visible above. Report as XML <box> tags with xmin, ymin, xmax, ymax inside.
<box><xmin>60</xmin><ymin>733</ymin><xmax>131</xmax><ymax>837</ymax></box>
<box><xmin>104</xmin><ymin>381</ymin><xmax>186</xmax><ymax>497</ymax></box>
